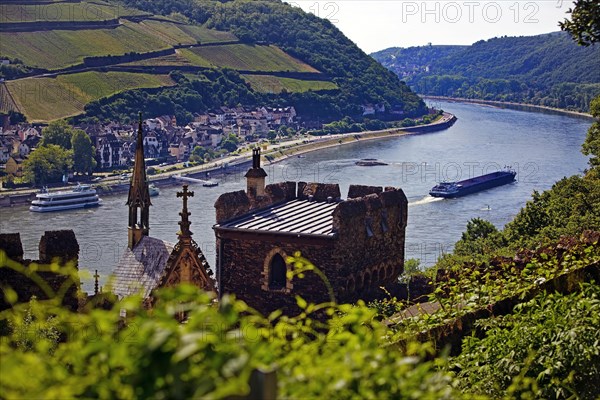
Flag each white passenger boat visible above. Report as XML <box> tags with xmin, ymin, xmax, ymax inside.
<box><xmin>29</xmin><ymin>184</ymin><xmax>102</xmax><ymax>212</ymax></box>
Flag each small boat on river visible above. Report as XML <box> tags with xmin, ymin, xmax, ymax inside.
<box><xmin>149</xmin><ymin>183</ymin><xmax>160</xmax><ymax>197</ymax></box>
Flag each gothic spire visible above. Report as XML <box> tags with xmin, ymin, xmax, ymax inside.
<box><xmin>127</xmin><ymin>112</ymin><xmax>151</xmax><ymax>249</ymax></box>
<box><xmin>127</xmin><ymin>112</ymin><xmax>151</xmax><ymax>209</ymax></box>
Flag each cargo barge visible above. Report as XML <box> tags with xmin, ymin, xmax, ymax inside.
<box><xmin>429</xmin><ymin>169</ymin><xmax>516</xmax><ymax>198</ymax></box>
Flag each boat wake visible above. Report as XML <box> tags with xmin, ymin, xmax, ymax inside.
<box><xmin>409</xmin><ymin>195</ymin><xmax>443</xmax><ymax>206</ymax></box>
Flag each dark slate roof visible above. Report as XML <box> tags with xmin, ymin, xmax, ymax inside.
<box><xmin>216</xmin><ymin>199</ymin><xmax>338</xmax><ymax>236</ymax></box>
<box><xmin>112</xmin><ymin>236</ymin><xmax>175</xmax><ymax>298</ymax></box>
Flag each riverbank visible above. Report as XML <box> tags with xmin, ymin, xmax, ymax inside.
<box><xmin>262</xmin><ymin>112</ymin><xmax>457</xmax><ymax>163</ymax></box>
<box><xmin>0</xmin><ymin>113</ymin><xmax>456</xmax><ymax>206</ymax></box>
<box><xmin>423</xmin><ymin>96</ymin><xmax>595</xmax><ymax>121</ymax></box>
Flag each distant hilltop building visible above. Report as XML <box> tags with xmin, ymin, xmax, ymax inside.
<box><xmin>111</xmin><ymin>114</ymin><xmax>215</xmax><ymax>306</ymax></box>
<box><xmin>214</xmin><ymin>149</ymin><xmax>408</xmax><ymax>315</ymax></box>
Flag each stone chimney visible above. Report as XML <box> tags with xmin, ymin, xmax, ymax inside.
<box><xmin>245</xmin><ymin>148</ymin><xmax>267</xmax><ymax>198</ymax></box>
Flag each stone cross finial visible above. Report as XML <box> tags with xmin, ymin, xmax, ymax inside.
<box><xmin>177</xmin><ymin>185</ymin><xmax>194</xmax><ymax>238</ymax></box>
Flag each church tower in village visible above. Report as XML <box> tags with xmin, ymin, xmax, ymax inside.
<box><xmin>127</xmin><ymin>113</ymin><xmax>151</xmax><ymax>249</ymax></box>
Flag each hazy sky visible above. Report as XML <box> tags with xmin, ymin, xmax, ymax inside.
<box><xmin>291</xmin><ymin>0</ymin><xmax>576</xmax><ymax>53</ymax></box>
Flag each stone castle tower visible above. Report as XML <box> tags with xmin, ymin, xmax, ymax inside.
<box><xmin>214</xmin><ymin>149</ymin><xmax>408</xmax><ymax>315</ymax></box>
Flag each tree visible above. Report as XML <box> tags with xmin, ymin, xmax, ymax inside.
<box><xmin>582</xmin><ymin>95</ymin><xmax>600</xmax><ymax>167</ymax></box>
<box><xmin>40</xmin><ymin>120</ymin><xmax>74</xmax><ymax>150</ymax></box>
<box><xmin>23</xmin><ymin>144</ymin><xmax>72</xmax><ymax>185</ymax></box>
<box><xmin>560</xmin><ymin>0</ymin><xmax>600</xmax><ymax>46</ymax></box>
<box><xmin>189</xmin><ymin>145</ymin><xmax>207</xmax><ymax>163</ymax></box>
<box><xmin>71</xmin><ymin>130</ymin><xmax>96</xmax><ymax>175</ymax></box>
<box><xmin>220</xmin><ymin>133</ymin><xmax>239</xmax><ymax>152</ymax></box>
<box><xmin>453</xmin><ymin>218</ymin><xmax>506</xmax><ymax>256</ymax></box>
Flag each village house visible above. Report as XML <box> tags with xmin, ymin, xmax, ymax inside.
<box><xmin>18</xmin><ymin>134</ymin><xmax>40</xmax><ymax>157</ymax></box>
<box><xmin>96</xmin><ymin>133</ymin><xmax>128</xmax><ymax>169</ymax></box>
<box><xmin>5</xmin><ymin>156</ymin><xmax>25</xmax><ymax>177</ymax></box>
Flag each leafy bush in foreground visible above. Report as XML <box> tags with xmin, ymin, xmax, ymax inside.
<box><xmin>453</xmin><ymin>283</ymin><xmax>600</xmax><ymax>399</ymax></box>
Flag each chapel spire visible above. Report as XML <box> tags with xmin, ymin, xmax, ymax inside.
<box><xmin>126</xmin><ymin>112</ymin><xmax>152</xmax><ymax>249</ymax></box>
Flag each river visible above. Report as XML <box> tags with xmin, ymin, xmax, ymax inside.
<box><xmin>1</xmin><ymin>101</ymin><xmax>591</xmax><ymax>292</ymax></box>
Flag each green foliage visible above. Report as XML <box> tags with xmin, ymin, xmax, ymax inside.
<box><xmin>504</xmin><ymin>173</ymin><xmax>600</xmax><ymax>248</ymax></box>
<box><xmin>582</xmin><ymin>95</ymin><xmax>600</xmax><ymax>167</ymax></box>
<box><xmin>372</xmin><ymin>32</ymin><xmax>600</xmax><ymax>112</ymax></box>
<box><xmin>8</xmin><ymin>72</ymin><xmax>175</xmax><ymax>122</ymax></box>
<box><xmin>40</xmin><ymin>120</ymin><xmax>74</xmax><ymax>150</ymax></box>
<box><xmin>80</xmin><ymin>69</ymin><xmax>256</xmax><ymax>124</ymax></box>
<box><xmin>0</xmin><ymin>260</ymin><xmax>460</xmax><ymax>399</ymax></box>
<box><xmin>189</xmin><ymin>145</ymin><xmax>208</xmax><ymax>163</ymax></box>
<box><xmin>560</xmin><ymin>0</ymin><xmax>600</xmax><ymax>46</ymax></box>
<box><xmin>220</xmin><ymin>133</ymin><xmax>239</xmax><ymax>152</ymax></box>
<box><xmin>71</xmin><ymin>130</ymin><xmax>96</xmax><ymax>175</ymax></box>
<box><xmin>453</xmin><ymin>218</ymin><xmax>506</xmax><ymax>258</ymax></box>
<box><xmin>0</xmin><ymin>59</ymin><xmax>31</xmax><ymax>80</ymax></box>
<box><xmin>453</xmin><ymin>283</ymin><xmax>600</xmax><ymax>399</ymax></box>
<box><xmin>23</xmin><ymin>144</ymin><xmax>72</xmax><ymax>184</ymax></box>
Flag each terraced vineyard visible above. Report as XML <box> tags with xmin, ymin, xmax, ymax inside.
<box><xmin>183</xmin><ymin>44</ymin><xmax>319</xmax><ymax>72</ymax></box>
<box><xmin>0</xmin><ymin>1</ymin><xmax>146</xmax><ymax>23</ymax></box>
<box><xmin>242</xmin><ymin>74</ymin><xmax>337</xmax><ymax>93</ymax></box>
<box><xmin>119</xmin><ymin>53</ymin><xmax>194</xmax><ymax>67</ymax></box>
<box><xmin>1</xmin><ymin>22</ymin><xmax>170</xmax><ymax>69</ymax></box>
<box><xmin>0</xmin><ymin>20</ymin><xmax>238</xmax><ymax>70</ymax></box>
<box><xmin>6</xmin><ymin>71</ymin><xmax>174</xmax><ymax>122</ymax></box>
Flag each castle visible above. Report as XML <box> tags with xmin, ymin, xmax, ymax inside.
<box><xmin>214</xmin><ymin>149</ymin><xmax>408</xmax><ymax>314</ymax></box>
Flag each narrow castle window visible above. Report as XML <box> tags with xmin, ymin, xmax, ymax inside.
<box><xmin>381</xmin><ymin>210</ymin><xmax>389</xmax><ymax>232</ymax></box>
<box><xmin>365</xmin><ymin>217</ymin><xmax>374</xmax><ymax>237</ymax></box>
<box><xmin>269</xmin><ymin>254</ymin><xmax>287</xmax><ymax>290</ymax></box>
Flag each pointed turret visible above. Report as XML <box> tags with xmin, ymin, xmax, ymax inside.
<box><xmin>127</xmin><ymin>112</ymin><xmax>152</xmax><ymax>249</ymax></box>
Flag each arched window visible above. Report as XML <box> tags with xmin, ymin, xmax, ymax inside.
<box><xmin>269</xmin><ymin>254</ymin><xmax>287</xmax><ymax>290</ymax></box>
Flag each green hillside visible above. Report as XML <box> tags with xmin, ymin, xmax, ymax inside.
<box><xmin>372</xmin><ymin>32</ymin><xmax>600</xmax><ymax>112</ymax></box>
<box><xmin>0</xmin><ymin>0</ymin><xmax>426</xmax><ymax>123</ymax></box>
<box><xmin>112</xmin><ymin>0</ymin><xmax>426</xmax><ymax>117</ymax></box>
<box><xmin>182</xmin><ymin>44</ymin><xmax>318</xmax><ymax>72</ymax></box>
<box><xmin>241</xmin><ymin>74</ymin><xmax>338</xmax><ymax>93</ymax></box>
<box><xmin>6</xmin><ymin>72</ymin><xmax>174</xmax><ymax>122</ymax></box>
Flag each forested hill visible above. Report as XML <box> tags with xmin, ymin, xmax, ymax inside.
<box><xmin>371</xmin><ymin>32</ymin><xmax>600</xmax><ymax>112</ymax></box>
<box><xmin>113</xmin><ymin>0</ymin><xmax>426</xmax><ymax>118</ymax></box>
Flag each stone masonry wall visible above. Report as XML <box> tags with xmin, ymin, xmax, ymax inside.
<box><xmin>215</xmin><ymin>183</ymin><xmax>408</xmax><ymax>314</ymax></box>
<box><xmin>332</xmin><ymin>186</ymin><xmax>408</xmax><ymax>302</ymax></box>
<box><xmin>217</xmin><ymin>235</ymin><xmax>335</xmax><ymax>315</ymax></box>
<box><xmin>0</xmin><ymin>231</ymin><xmax>80</xmax><ymax>311</ymax></box>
